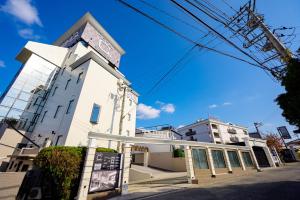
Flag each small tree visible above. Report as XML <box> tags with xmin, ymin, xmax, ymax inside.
<box><xmin>275</xmin><ymin>58</ymin><xmax>300</xmax><ymax>130</ymax></box>
<box><xmin>265</xmin><ymin>133</ymin><xmax>284</xmax><ymax>152</ymax></box>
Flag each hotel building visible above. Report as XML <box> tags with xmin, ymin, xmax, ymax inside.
<box><xmin>0</xmin><ymin>13</ymin><xmax>138</xmax><ymax>171</ymax></box>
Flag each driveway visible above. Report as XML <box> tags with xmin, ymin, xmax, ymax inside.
<box><xmin>142</xmin><ymin>163</ymin><xmax>300</xmax><ymax>200</ymax></box>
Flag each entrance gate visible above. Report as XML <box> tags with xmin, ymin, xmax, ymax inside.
<box><xmin>76</xmin><ymin>132</ymin><xmax>260</xmax><ymax>200</ymax></box>
<box><xmin>252</xmin><ymin>146</ymin><xmax>270</xmax><ymax>167</ymax></box>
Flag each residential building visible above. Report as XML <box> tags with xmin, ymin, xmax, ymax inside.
<box><xmin>0</xmin><ymin>13</ymin><xmax>138</xmax><ymax>171</ymax></box>
<box><xmin>135</xmin><ymin>126</ymin><xmax>182</xmax><ymax>152</ymax></box>
<box><xmin>177</xmin><ymin>118</ymin><xmax>279</xmax><ymax>168</ymax></box>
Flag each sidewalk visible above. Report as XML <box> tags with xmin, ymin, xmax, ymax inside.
<box><xmin>111</xmin><ymin>164</ymin><xmax>295</xmax><ymax>200</ymax></box>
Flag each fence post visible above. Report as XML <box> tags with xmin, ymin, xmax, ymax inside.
<box><xmin>77</xmin><ymin>138</ymin><xmax>97</xmax><ymax>200</ymax></box>
<box><xmin>206</xmin><ymin>147</ymin><xmax>216</xmax><ymax>177</ymax></box>
<box><xmin>184</xmin><ymin>146</ymin><xmax>195</xmax><ymax>183</ymax></box>
<box><xmin>121</xmin><ymin>143</ymin><xmax>131</xmax><ymax>195</ymax></box>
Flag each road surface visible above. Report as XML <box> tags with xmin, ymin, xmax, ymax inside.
<box><xmin>143</xmin><ymin>163</ymin><xmax>300</xmax><ymax>200</ymax></box>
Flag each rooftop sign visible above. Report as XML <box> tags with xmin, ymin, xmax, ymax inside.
<box><xmin>60</xmin><ymin>22</ymin><xmax>121</xmax><ymax>68</ymax></box>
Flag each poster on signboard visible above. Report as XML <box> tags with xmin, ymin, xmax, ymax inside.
<box><xmin>89</xmin><ymin>152</ymin><xmax>122</xmax><ymax>193</ymax></box>
<box><xmin>89</xmin><ymin>170</ymin><xmax>119</xmax><ymax>192</ymax></box>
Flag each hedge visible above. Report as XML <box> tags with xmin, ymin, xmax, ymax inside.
<box><xmin>173</xmin><ymin>149</ymin><xmax>185</xmax><ymax>157</ymax></box>
<box><xmin>34</xmin><ymin>146</ymin><xmax>117</xmax><ymax>200</ymax></box>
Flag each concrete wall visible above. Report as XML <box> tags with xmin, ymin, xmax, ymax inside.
<box><xmin>148</xmin><ymin>152</ymin><xmax>186</xmax><ymax>172</ymax></box>
<box><xmin>0</xmin><ymin>128</ymin><xmax>23</xmax><ymax>171</ymax></box>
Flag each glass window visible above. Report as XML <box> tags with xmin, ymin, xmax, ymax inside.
<box><xmin>212</xmin><ymin>150</ymin><xmax>226</xmax><ymax>168</ymax></box>
<box><xmin>77</xmin><ymin>72</ymin><xmax>83</xmax><ymax>83</ymax></box>
<box><xmin>13</xmin><ymin>99</ymin><xmax>28</xmax><ymax>110</ymax></box>
<box><xmin>54</xmin><ymin>105</ymin><xmax>62</xmax><ymax>118</ymax></box>
<box><xmin>129</xmin><ymin>99</ymin><xmax>133</xmax><ymax>106</ymax></box>
<box><xmin>90</xmin><ymin>104</ymin><xmax>101</xmax><ymax>124</ymax></box>
<box><xmin>242</xmin><ymin>152</ymin><xmax>254</xmax><ymax>167</ymax></box>
<box><xmin>1</xmin><ymin>96</ymin><xmax>14</xmax><ymax>107</ymax></box>
<box><xmin>65</xmin><ymin>79</ymin><xmax>71</xmax><ymax>90</ymax></box>
<box><xmin>52</xmin><ymin>86</ymin><xmax>58</xmax><ymax>96</ymax></box>
<box><xmin>211</xmin><ymin>124</ymin><xmax>218</xmax><ymax>129</ymax></box>
<box><xmin>41</xmin><ymin>111</ymin><xmax>47</xmax><ymax>123</ymax></box>
<box><xmin>66</xmin><ymin>99</ymin><xmax>74</xmax><ymax>114</ymax></box>
<box><xmin>18</xmin><ymin>92</ymin><xmax>31</xmax><ymax>101</ymax></box>
<box><xmin>213</xmin><ymin>132</ymin><xmax>220</xmax><ymax>138</ymax></box>
<box><xmin>228</xmin><ymin>151</ymin><xmax>241</xmax><ymax>168</ymax></box>
<box><xmin>192</xmin><ymin>149</ymin><xmax>209</xmax><ymax>169</ymax></box>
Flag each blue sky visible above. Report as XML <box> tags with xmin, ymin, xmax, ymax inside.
<box><xmin>0</xmin><ymin>0</ymin><xmax>299</xmax><ymax>139</ymax></box>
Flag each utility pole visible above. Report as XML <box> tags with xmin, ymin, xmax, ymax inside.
<box><xmin>246</xmin><ymin>8</ymin><xmax>291</xmax><ymax>62</ymax></box>
<box><xmin>254</xmin><ymin>122</ymin><xmax>263</xmax><ymax>138</ymax></box>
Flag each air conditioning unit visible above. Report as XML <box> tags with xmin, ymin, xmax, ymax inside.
<box><xmin>27</xmin><ymin>187</ymin><xmax>42</xmax><ymax>199</ymax></box>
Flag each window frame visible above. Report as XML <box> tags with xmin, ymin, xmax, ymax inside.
<box><xmin>52</xmin><ymin>86</ymin><xmax>58</xmax><ymax>96</ymax></box>
<box><xmin>54</xmin><ymin>105</ymin><xmax>62</xmax><ymax>118</ymax></box>
<box><xmin>65</xmin><ymin>79</ymin><xmax>71</xmax><ymax>90</ymax></box>
<box><xmin>90</xmin><ymin>104</ymin><xmax>101</xmax><ymax>124</ymax></box>
<box><xmin>66</xmin><ymin>99</ymin><xmax>75</xmax><ymax>114</ymax></box>
<box><xmin>41</xmin><ymin>110</ymin><xmax>48</xmax><ymax>123</ymax></box>
<box><xmin>77</xmin><ymin>72</ymin><xmax>83</xmax><ymax>84</ymax></box>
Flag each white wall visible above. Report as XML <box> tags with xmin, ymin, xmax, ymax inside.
<box><xmin>177</xmin><ymin>119</ymin><xmax>249</xmax><ymax>145</ymax></box>
<box><xmin>178</xmin><ymin>122</ymin><xmax>213</xmax><ymax>143</ymax></box>
<box><xmin>65</xmin><ymin>58</ymin><xmax>137</xmax><ymax>148</ymax></box>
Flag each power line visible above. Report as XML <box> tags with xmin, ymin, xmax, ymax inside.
<box><xmin>117</xmin><ymin>0</ymin><xmax>267</xmax><ymax>70</ymax></box>
<box><xmin>173</xmin><ymin>0</ymin><xmax>270</xmax><ymax>72</ymax></box>
<box><xmin>145</xmin><ymin>45</ymin><xmax>198</xmax><ymax>96</ymax></box>
<box><xmin>138</xmin><ymin>0</ymin><xmax>207</xmax><ymax>34</ymax></box>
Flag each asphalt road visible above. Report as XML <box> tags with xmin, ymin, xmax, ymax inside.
<box><xmin>144</xmin><ymin>163</ymin><xmax>300</xmax><ymax>200</ymax></box>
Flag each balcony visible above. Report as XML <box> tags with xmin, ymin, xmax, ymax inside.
<box><xmin>227</xmin><ymin>128</ymin><xmax>237</xmax><ymax>134</ymax></box>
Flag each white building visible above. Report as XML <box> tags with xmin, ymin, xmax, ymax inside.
<box><xmin>135</xmin><ymin>127</ymin><xmax>182</xmax><ymax>152</ymax></box>
<box><xmin>0</xmin><ymin>13</ymin><xmax>138</xmax><ymax>171</ymax></box>
<box><xmin>177</xmin><ymin>118</ymin><xmax>279</xmax><ymax>168</ymax></box>
<box><xmin>177</xmin><ymin>118</ymin><xmax>249</xmax><ymax>144</ymax></box>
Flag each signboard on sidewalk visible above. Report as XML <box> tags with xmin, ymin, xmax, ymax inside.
<box><xmin>277</xmin><ymin>126</ymin><xmax>291</xmax><ymax>139</ymax></box>
<box><xmin>89</xmin><ymin>152</ymin><xmax>122</xmax><ymax>193</ymax></box>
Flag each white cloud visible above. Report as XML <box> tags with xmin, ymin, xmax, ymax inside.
<box><xmin>161</xmin><ymin>103</ymin><xmax>175</xmax><ymax>113</ymax></box>
<box><xmin>223</xmin><ymin>102</ymin><xmax>232</xmax><ymax>106</ymax></box>
<box><xmin>137</xmin><ymin>103</ymin><xmax>160</xmax><ymax>119</ymax></box>
<box><xmin>1</xmin><ymin>0</ymin><xmax>42</xmax><ymax>26</ymax></box>
<box><xmin>18</xmin><ymin>28</ymin><xmax>40</xmax><ymax>40</ymax></box>
<box><xmin>209</xmin><ymin>104</ymin><xmax>218</xmax><ymax>109</ymax></box>
<box><xmin>156</xmin><ymin>101</ymin><xmax>176</xmax><ymax>113</ymax></box>
<box><xmin>0</xmin><ymin>60</ymin><xmax>5</xmax><ymax>68</ymax></box>
<box><xmin>177</xmin><ymin>125</ymin><xmax>185</xmax><ymax>129</ymax></box>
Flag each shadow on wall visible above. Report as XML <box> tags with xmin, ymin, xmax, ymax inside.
<box><xmin>126</xmin><ymin>181</ymin><xmax>300</xmax><ymax>200</ymax></box>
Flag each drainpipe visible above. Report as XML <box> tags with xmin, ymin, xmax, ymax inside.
<box><xmin>117</xmin><ymin>86</ymin><xmax>126</xmax><ymax>152</ymax></box>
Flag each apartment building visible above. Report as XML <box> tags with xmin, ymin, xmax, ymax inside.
<box><xmin>177</xmin><ymin>118</ymin><xmax>279</xmax><ymax>168</ymax></box>
<box><xmin>0</xmin><ymin>13</ymin><xmax>138</xmax><ymax>171</ymax></box>
<box><xmin>135</xmin><ymin>126</ymin><xmax>182</xmax><ymax>152</ymax></box>
<box><xmin>177</xmin><ymin>118</ymin><xmax>249</xmax><ymax>144</ymax></box>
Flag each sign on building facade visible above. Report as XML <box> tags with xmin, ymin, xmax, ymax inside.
<box><xmin>89</xmin><ymin>152</ymin><xmax>122</xmax><ymax>193</ymax></box>
<box><xmin>60</xmin><ymin>23</ymin><xmax>121</xmax><ymax>68</ymax></box>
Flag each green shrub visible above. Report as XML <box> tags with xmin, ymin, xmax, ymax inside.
<box><xmin>34</xmin><ymin>146</ymin><xmax>117</xmax><ymax>200</ymax></box>
<box><xmin>96</xmin><ymin>147</ymin><xmax>117</xmax><ymax>153</ymax></box>
<box><xmin>173</xmin><ymin>149</ymin><xmax>185</xmax><ymax>157</ymax></box>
